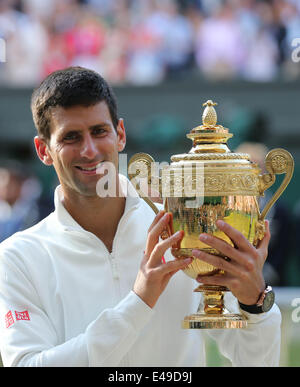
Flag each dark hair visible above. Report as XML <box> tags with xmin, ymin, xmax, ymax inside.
<box><xmin>31</xmin><ymin>67</ymin><xmax>119</xmax><ymax>141</ymax></box>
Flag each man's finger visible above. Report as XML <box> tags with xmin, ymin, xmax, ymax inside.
<box><xmin>198</xmin><ymin>233</ymin><xmax>242</xmax><ymax>263</ymax></box>
<box><xmin>215</xmin><ymin>220</ymin><xmax>254</xmax><ymax>252</ymax></box>
<box><xmin>156</xmin><ymin>256</ymin><xmax>193</xmax><ymax>275</ymax></box>
<box><xmin>148</xmin><ymin>230</ymin><xmax>184</xmax><ymax>266</ymax></box>
<box><xmin>145</xmin><ymin>212</ymin><xmax>170</xmax><ymax>255</ymax></box>
<box><xmin>192</xmin><ymin>249</ymin><xmax>241</xmax><ymax>277</ymax></box>
<box><xmin>148</xmin><ymin>210</ymin><xmax>165</xmax><ymax>233</ymax></box>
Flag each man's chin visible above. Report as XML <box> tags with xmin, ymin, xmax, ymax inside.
<box><xmin>67</xmin><ymin>172</ymin><xmax>119</xmax><ymax>198</ymax></box>
<box><xmin>71</xmin><ymin>180</ymin><xmax>100</xmax><ymax>198</ymax></box>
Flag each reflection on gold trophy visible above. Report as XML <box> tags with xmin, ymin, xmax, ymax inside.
<box><xmin>128</xmin><ymin>100</ymin><xmax>294</xmax><ymax>329</ymax></box>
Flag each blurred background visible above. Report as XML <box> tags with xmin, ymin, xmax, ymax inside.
<box><xmin>0</xmin><ymin>0</ymin><xmax>300</xmax><ymax>366</ymax></box>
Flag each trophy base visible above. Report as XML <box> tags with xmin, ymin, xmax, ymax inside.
<box><xmin>182</xmin><ymin>284</ymin><xmax>248</xmax><ymax>329</ymax></box>
<box><xmin>182</xmin><ymin>313</ymin><xmax>247</xmax><ymax>329</ymax></box>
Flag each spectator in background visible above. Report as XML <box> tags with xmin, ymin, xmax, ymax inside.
<box><xmin>64</xmin><ymin>12</ymin><xmax>106</xmax><ymax>71</ymax></box>
<box><xmin>194</xmin><ymin>2</ymin><xmax>247</xmax><ymax>79</ymax></box>
<box><xmin>41</xmin><ymin>0</ymin><xmax>81</xmax><ymax>77</ymax></box>
<box><xmin>126</xmin><ymin>0</ymin><xmax>166</xmax><ymax>85</ymax></box>
<box><xmin>241</xmin><ymin>1</ymin><xmax>280</xmax><ymax>81</ymax></box>
<box><xmin>137</xmin><ymin>0</ymin><xmax>195</xmax><ymax>80</ymax></box>
<box><xmin>0</xmin><ymin>0</ymin><xmax>48</xmax><ymax>85</ymax></box>
<box><xmin>242</xmin><ymin>25</ymin><xmax>279</xmax><ymax>81</ymax></box>
<box><xmin>0</xmin><ymin>162</ymin><xmax>53</xmax><ymax>242</ymax></box>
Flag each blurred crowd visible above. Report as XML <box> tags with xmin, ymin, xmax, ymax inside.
<box><xmin>0</xmin><ymin>0</ymin><xmax>300</xmax><ymax>86</ymax></box>
<box><xmin>0</xmin><ymin>162</ymin><xmax>54</xmax><ymax>242</ymax></box>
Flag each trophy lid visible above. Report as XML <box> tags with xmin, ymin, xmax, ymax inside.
<box><xmin>171</xmin><ymin>100</ymin><xmax>250</xmax><ymax>162</ymax></box>
<box><xmin>161</xmin><ymin>100</ymin><xmax>264</xmax><ymax>198</ymax></box>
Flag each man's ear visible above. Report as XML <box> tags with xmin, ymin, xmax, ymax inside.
<box><xmin>117</xmin><ymin>118</ymin><xmax>126</xmax><ymax>152</ymax></box>
<box><xmin>34</xmin><ymin>136</ymin><xmax>53</xmax><ymax>166</ymax></box>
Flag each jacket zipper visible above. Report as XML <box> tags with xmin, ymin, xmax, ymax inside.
<box><xmin>109</xmin><ymin>203</ymin><xmax>138</xmax><ymax>278</ymax></box>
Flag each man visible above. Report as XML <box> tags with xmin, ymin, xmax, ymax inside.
<box><xmin>0</xmin><ymin>67</ymin><xmax>281</xmax><ymax>367</ymax></box>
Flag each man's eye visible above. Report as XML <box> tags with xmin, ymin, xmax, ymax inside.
<box><xmin>92</xmin><ymin>128</ymin><xmax>106</xmax><ymax>136</ymax></box>
<box><xmin>63</xmin><ymin>132</ymin><xmax>79</xmax><ymax>142</ymax></box>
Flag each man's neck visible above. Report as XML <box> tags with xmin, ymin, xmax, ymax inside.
<box><xmin>62</xmin><ymin>187</ymin><xmax>126</xmax><ymax>253</ymax></box>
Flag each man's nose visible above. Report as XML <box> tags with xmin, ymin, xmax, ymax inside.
<box><xmin>80</xmin><ymin>134</ymin><xmax>98</xmax><ymax>159</ymax></box>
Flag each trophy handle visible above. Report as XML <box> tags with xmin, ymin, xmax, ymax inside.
<box><xmin>128</xmin><ymin>153</ymin><xmax>161</xmax><ymax>215</ymax></box>
<box><xmin>259</xmin><ymin>148</ymin><xmax>294</xmax><ymax>220</ymax></box>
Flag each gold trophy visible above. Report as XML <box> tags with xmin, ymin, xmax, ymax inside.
<box><xmin>128</xmin><ymin>100</ymin><xmax>294</xmax><ymax>329</ymax></box>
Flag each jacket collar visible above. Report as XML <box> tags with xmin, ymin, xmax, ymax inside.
<box><xmin>53</xmin><ymin>174</ymin><xmax>141</xmax><ymax>232</ymax></box>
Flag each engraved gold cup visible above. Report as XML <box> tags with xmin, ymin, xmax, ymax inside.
<box><xmin>128</xmin><ymin>100</ymin><xmax>294</xmax><ymax>329</ymax></box>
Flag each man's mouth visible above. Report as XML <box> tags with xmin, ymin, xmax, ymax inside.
<box><xmin>76</xmin><ymin>166</ymin><xmax>97</xmax><ymax>171</ymax></box>
<box><xmin>75</xmin><ymin>162</ymin><xmax>103</xmax><ymax>173</ymax></box>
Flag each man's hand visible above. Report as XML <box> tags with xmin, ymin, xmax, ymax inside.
<box><xmin>133</xmin><ymin>211</ymin><xmax>192</xmax><ymax>308</ymax></box>
<box><xmin>192</xmin><ymin>219</ymin><xmax>271</xmax><ymax>305</ymax></box>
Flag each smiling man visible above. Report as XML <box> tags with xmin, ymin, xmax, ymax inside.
<box><xmin>0</xmin><ymin>67</ymin><xmax>281</xmax><ymax>367</ymax></box>
<box><xmin>34</xmin><ymin>100</ymin><xmax>127</xmax><ymax>252</ymax></box>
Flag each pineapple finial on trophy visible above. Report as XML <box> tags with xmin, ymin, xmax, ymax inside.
<box><xmin>202</xmin><ymin>100</ymin><xmax>218</xmax><ymax>127</ymax></box>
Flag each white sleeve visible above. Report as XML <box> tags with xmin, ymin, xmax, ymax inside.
<box><xmin>205</xmin><ymin>292</ymin><xmax>281</xmax><ymax>366</ymax></box>
<box><xmin>0</xmin><ymin>252</ymin><xmax>154</xmax><ymax>367</ymax></box>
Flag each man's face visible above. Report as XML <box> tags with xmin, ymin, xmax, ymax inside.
<box><xmin>35</xmin><ymin>101</ymin><xmax>126</xmax><ymax>198</ymax></box>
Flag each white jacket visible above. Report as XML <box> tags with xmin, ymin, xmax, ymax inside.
<box><xmin>0</xmin><ymin>178</ymin><xmax>281</xmax><ymax>367</ymax></box>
